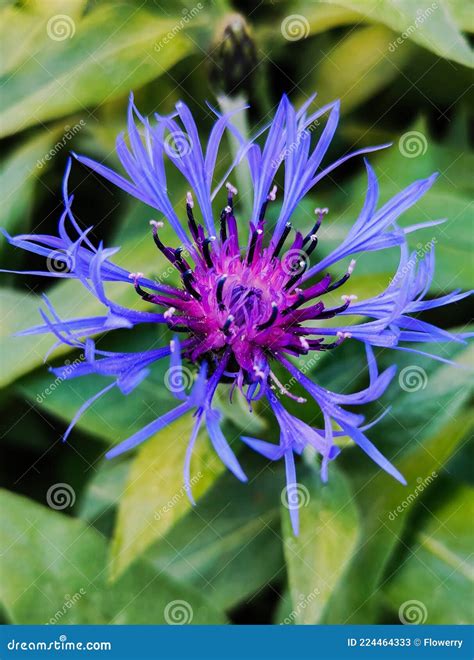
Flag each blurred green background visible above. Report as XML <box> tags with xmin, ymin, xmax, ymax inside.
<box><xmin>0</xmin><ymin>0</ymin><xmax>473</xmax><ymax>626</ymax></box>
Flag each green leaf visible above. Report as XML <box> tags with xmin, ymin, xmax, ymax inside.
<box><xmin>308</xmin><ymin>25</ymin><xmax>415</xmax><ymax>113</ymax></box>
<box><xmin>0</xmin><ymin>4</ymin><xmax>198</xmax><ymax>137</ymax></box>
<box><xmin>147</xmin><ymin>459</ymin><xmax>285</xmax><ymax>611</ymax></box>
<box><xmin>16</xmin><ymin>336</ymin><xmax>177</xmax><ymax>444</ymax></box>
<box><xmin>318</xmin><ymin>119</ymin><xmax>474</xmax><ymax>290</ymax></box>
<box><xmin>320</xmin><ymin>338</ymin><xmax>474</xmax><ymax>623</ymax></box>
<box><xmin>1</xmin><ymin>127</ymin><xmax>67</xmax><ymax>236</ymax></box>
<box><xmin>383</xmin><ymin>485</ymin><xmax>474</xmax><ymax>624</ymax></box>
<box><xmin>281</xmin><ymin>464</ymin><xmax>359</xmax><ymax>624</ymax></box>
<box><xmin>109</xmin><ymin>414</ymin><xmax>226</xmax><ymax>581</ymax></box>
<box><xmin>0</xmin><ymin>282</ymin><xmax>111</xmax><ymax>388</ymax></box>
<box><xmin>78</xmin><ymin>459</ymin><xmax>131</xmax><ymax>536</ymax></box>
<box><xmin>318</xmin><ymin>0</ymin><xmax>473</xmax><ymax>67</ymax></box>
<box><xmin>0</xmin><ymin>0</ymin><xmax>86</xmax><ymax>76</ymax></box>
<box><xmin>0</xmin><ymin>489</ymin><xmax>226</xmax><ymax>624</ymax></box>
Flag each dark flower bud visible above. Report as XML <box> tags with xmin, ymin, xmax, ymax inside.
<box><xmin>209</xmin><ymin>14</ymin><xmax>257</xmax><ymax>97</ymax></box>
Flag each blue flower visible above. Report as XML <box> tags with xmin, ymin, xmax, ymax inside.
<box><xmin>3</xmin><ymin>93</ymin><xmax>470</xmax><ymax>534</ymax></box>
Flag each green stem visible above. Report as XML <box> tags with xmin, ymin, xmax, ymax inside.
<box><xmin>217</xmin><ymin>93</ymin><xmax>253</xmax><ymax>221</ymax></box>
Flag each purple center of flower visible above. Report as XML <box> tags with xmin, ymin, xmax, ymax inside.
<box><xmin>130</xmin><ymin>184</ymin><xmax>354</xmax><ymax>394</ymax></box>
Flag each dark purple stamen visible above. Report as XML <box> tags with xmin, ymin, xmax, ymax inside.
<box><xmin>304</xmin><ymin>234</ymin><xmax>318</xmax><ymax>257</ymax></box>
<box><xmin>257</xmin><ymin>302</ymin><xmax>278</xmax><ymax>330</ymax></box>
<box><xmin>282</xmin><ymin>292</ymin><xmax>305</xmax><ymax>315</ymax></box>
<box><xmin>203</xmin><ymin>237</ymin><xmax>216</xmax><ymax>268</ymax></box>
<box><xmin>182</xmin><ymin>269</ymin><xmax>201</xmax><ymax>300</ymax></box>
<box><xmin>220</xmin><ymin>208</ymin><xmax>228</xmax><ymax>242</ymax></box>
<box><xmin>186</xmin><ymin>193</ymin><xmax>199</xmax><ymax>240</ymax></box>
<box><xmin>247</xmin><ymin>226</ymin><xmax>261</xmax><ymax>264</ymax></box>
<box><xmin>222</xmin><ymin>314</ymin><xmax>234</xmax><ymax>334</ymax></box>
<box><xmin>271</xmin><ymin>222</ymin><xmax>292</xmax><ymax>259</ymax></box>
<box><xmin>284</xmin><ymin>262</ymin><xmax>307</xmax><ymax>291</ymax></box>
<box><xmin>216</xmin><ymin>275</ymin><xmax>227</xmax><ymax>310</ymax></box>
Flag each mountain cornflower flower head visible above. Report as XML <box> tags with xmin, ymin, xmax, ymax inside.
<box><xmin>3</xmin><ymin>92</ymin><xmax>471</xmax><ymax>535</ymax></box>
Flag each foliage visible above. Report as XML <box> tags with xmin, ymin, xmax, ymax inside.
<box><xmin>0</xmin><ymin>0</ymin><xmax>472</xmax><ymax>625</ymax></box>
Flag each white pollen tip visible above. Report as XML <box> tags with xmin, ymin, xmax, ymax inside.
<box><xmin>300</xmin><ymin>338</ymin><xmax>309</xmax><ymax>350</ymax></box>
<box><xmin>225</xmin><ymin>182</ymin><xmax>238</xmax><ymax>195</ymax></box>
<box><xmin>297</xmin><ymin>396</ymin><xmax>307</xmax><ymax>404</ymax></box>
<box><xmin>337</xmin><ymin>331</ymin><xmax>352</xmax><ymax>341</ymax></box>
<box><xmin>209</xmin><ymin>235</ymin><xmax>216</xmax><ymax>242</ymax></box>
<box><xmin>310</xmin><ymin>234</ymin><xmax>318</xmax><ymax>241</ymax></box>
<box><xmin>170</xmin><ymin>339</ymin><xmax>175</xmax><ymax>350</ymax></box>
<box><xmin>315</xmin><ymin>207</ymin><xmax>329</xmax><ymax>216</ymax></box>
<box><xmin>348</xmin><ymin>259</ymin><xmax>356</xmax><ymax>274</ymax></box>
<box><xmin>257</xmin><ymin>229</ymin><xmax>263</xmax><ymax>235</ymax></box>
<box><xmin>224</xmin><ymin>205</ymin><xmax>232</xmax><ymax>213</ymax></box>
<box><xmin>186</xmin><ymin>192</ymin><xmax>194</xmax><ymax>208</ymax></box>
<box><xmin>164</xmin><ymin>307</ymin><xmax>176</xmax><ymax>319</ymax></box>
<box><xmin>342</xmin><ymin>294</ymin><xmax>358</xmax><ymax>302</ymax></box>
<box><xmin>128</xmin><ymin>273</ymin><xmax>135</xmax><ymax>279</ymax></box>
<box><xmin>267</xmin><ymin>185</ymin><xmax>277</xmax><ymax>201</ymax></box>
